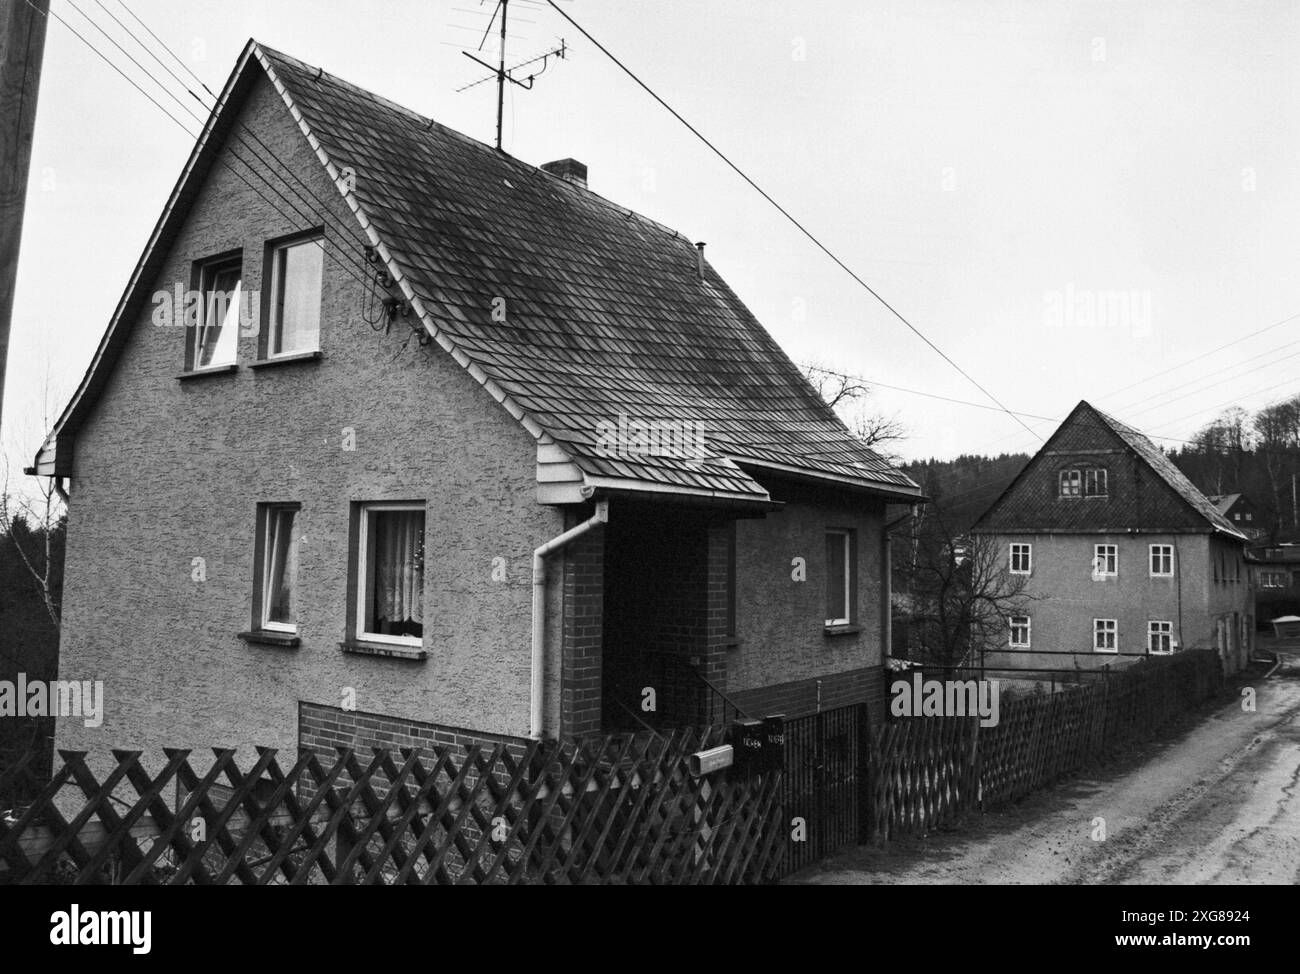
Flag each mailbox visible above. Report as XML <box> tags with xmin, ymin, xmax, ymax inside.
<box><xmin>760</xmin><ymin>714</ymin><xmax>786</xmax><ymax>772</ymax></box>
<box><xmin>687</xmin><ymin>744</ymin><xmax>734</xmax><ymax>777</ymax></box>
<box><xmin>728</xmin><ymin>718</ymin><xmax>765</xmax><ymax>775</ymax></box>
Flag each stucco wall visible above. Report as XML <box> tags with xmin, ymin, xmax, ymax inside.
<box><xmin>981</xmin><ymin>532</ymin><xmax>1250</xmax><ymax>672</ymax></box>
<box><xmin>54</xmin><ymin>75</ymin><xmax>567</xmax><ymax>766</ymax></box>
<box><xmin>729</xmin><ymin>485</ymin><xmax>886</xmax><ymax>695</ymax></box>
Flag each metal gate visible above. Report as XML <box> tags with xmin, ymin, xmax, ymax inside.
<box><xmin>780</xmin><ymin>702</ymin><xmax>870</xmax><ymax>876</ymax></box>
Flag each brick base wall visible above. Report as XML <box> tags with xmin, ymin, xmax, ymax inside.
<box><xmin>729</xmin><ymin>666</ymin><xmax>886</xmax><ymax>726</ymax></box>
<box><xmin>298</xmin><ymin>701</ymin><xmax>529</xmax><ymax>760</ymax></box>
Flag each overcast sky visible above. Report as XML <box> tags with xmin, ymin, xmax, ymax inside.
<box><xmin>7</xmin><ymin>0</ymin><xmax>1300</xmax><ymax>470</ymax></box>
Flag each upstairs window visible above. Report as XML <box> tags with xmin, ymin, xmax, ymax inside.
<box><xmin>267</xmin><ymin>234</ymin><xmax>324</xmax><ymax>357</ymax></box>
<box><xmin>1150</xmin><ymin>544</ymin><xmax>1174</xmax><ymax>577</ymax></box>
<box><xmin>1094</xmin><ymin>618</ymin><xmax>1117</xmax><ymax>653</ymax></box>
<box><xmin>1009</xmin><ymin>543</ymin><xmax>1032</xmax><ymax>575</ymax></box>
<box><xmin>191</xmin><ymin>254</ymin><xmax>241</xmax><ymax>370</ymax></box>
<box><xmin>1059</xmin><ymin>469</ymin><xmax>1081</xmax><ymax>497</ymax></box>
<box><xmin>1093</xmin><ymin>544</ymin><xmax>1117</xmax><ymax>577</ymax></box>
<box><xmin>1083</xmin><ymin>468</ymin><xmax>1108</xmax><ymax>497</ymax></box>
<box><xmin>825</xmin><ymin>529</ymin><xmax>855</xmax><ymax>627</ymax></box>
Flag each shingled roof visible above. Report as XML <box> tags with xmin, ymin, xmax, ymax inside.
<box><xmin>972</xmin><ymin>401</ymin><xmax>1245</xmax><ymax>538</ymax></box>
<box><xmin>35</xmin><ymin>40</ymin><xmax>921</xmax><ymax>506</ymax></box>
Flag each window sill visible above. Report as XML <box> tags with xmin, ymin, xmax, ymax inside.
<box><xmin>251</xmin><ymin>350</ymin><xmax>323</xmax><ymax>369</ymax></box>
<box><xmin>237</xmin><ymin>630</ymin><xmax>300</xmax><ymax>648</ymax></box>
<box><xmin>340</xmin><ymin>639</ymin><xmax>427</xmax><ymax>661</ymax></box>
<box><xmin>177</xmin><ymin>364</ymin><xmax>238</xmax><ymax>381</ymax></box>
<box><xmin>823</xmin><ymin>624</ymin><xmax>862</xmax><ymax>638</ymax></box>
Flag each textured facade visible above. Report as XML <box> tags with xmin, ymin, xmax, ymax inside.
<box><xmin>974</xmin><ymin>402</ymin><xmax>1251</xmax><ymax>675</ymax></box>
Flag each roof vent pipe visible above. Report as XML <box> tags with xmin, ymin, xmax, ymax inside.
<box><xmin>695</xmin><ymin>242</ymin><xmax>706</xmax><ymax>281</ymax></box>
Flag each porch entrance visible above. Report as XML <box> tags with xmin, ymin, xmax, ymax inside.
<box><xmin>600</xmin><ymin>502</ymin><xmax>733</xmax><ymax>733</ymax></box>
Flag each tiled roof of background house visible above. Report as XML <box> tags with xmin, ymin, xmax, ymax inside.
<box><xmin>1093</xmin><ymin>407</ymin><xmax>1243</xmax><ymax>536</ymax></box>
<box><xmin>972</xmin><ymin>401</ymin><xmax>1246</xmax><ymax>538</ymax></box>
<box><xmin>254</xmin><ymin>44</ymin><xmax>920</xmax><ymax>502</ymax></box>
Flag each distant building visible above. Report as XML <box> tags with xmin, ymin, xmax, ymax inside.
<box><xmin>1245</xmin><ymin>543</ymin><xmax>1300</xmax><ymax>628</ymax></box>
<box><xmin>973</xmin><ymin>401</ymin><xmax>1252</xmax><ymax>676</ymax></box>
<box><xmin>1208</xmin><ymin>493</ymin><xmax>1267</xmax><ymax>541</ymax></box>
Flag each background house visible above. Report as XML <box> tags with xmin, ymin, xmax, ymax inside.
<box><xmin>1208</xmin><ymin>493</ymin><xmax>1267</xmax><ymax>542</ymax></box>
<box><xmin>32</xmin><ymin>41</ymin><xmax>922</xmax><ymax>767</ymax></box>
<box><xmin>1246</xmin><ymin>542</ymin><xmax>1300</xmax><ymax>627</ymax></box>
<box><xmin>972</xmin><ymin>401</ymin><xmax>1252</xmax><ymax>676</ymax></box>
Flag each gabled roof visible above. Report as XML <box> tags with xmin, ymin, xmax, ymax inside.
<box><xmin>1095</xmin><ymin>407</ymin><xmax>1242</xmax><ymax>536</ymax></box>
<box><xmin>1207</xmin><ymin>493</ymin><xmax>1242</xmax><ymax>515</ymax></box>
<box><xmin>972</xmin><ymin>400</ymin><xmax>1246</xmax><ymax>539</ymax></box>
<box><xmin>35</xmin><ymin>40</ymin><xmax>921</xmax><ymax>506</ymax></box>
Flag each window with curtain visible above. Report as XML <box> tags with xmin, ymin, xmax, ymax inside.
<box><xmin>359</xmin><ymin>505</ymin><xmax>425</xmax><ymax>642</ymax></box>
<box><xmin>194</xmin><ymin>256</ymin><xmax>241</xmax><ymax>369</ymax></box>
<box><xmin>268</xmin><ymin>235</ymin><xmax>323</xmax><ymax>356</ymax></box>
<box><xmin>259</xmin><ymin>505</ymin><xmax>299</xmax><ymax>632</ymax></box>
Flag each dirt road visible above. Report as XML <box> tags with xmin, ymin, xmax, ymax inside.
<box><xmin>797</xmin><ymin>652</ymin><xmax>1300</xmax><ymax>884</ymax></box>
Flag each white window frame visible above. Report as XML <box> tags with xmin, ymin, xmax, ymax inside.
<box><xmin>192</xmin><ymin>254</ymin><xmax>242</xmax><ymax>371</ymax></box>
<box><xmin>259</xmin><ymin>504</ymin><xmax>299</xmax><ymax>633</ymax></box>
<box><xmin>267</xmin><ymin>234</ymin><xmax>324</xmax><ymax>359</ymax></box>
<box><xmin>1260</xmin><ymin>570</ymin><xmax>1286</xmax><ymax>589</ymax></box>
<box><xmin>355</xmin><ymin>502</ymin><xmax>426</xmax><ymax>648</ymax></box>
<box><xmin>1009</xmin><ymin>542</ymin><xmax>1032</xmax><ymax>575</ymax></box>
<box><xmin>1083</xmin><ymin>468</ymin><xmax>1108</xmax><ymax>497</ymax></box>
<box><xmin>1094</xmin><ymin>618</ymin><xmax>1118</xmax><ymax>653</ymax></box>
<box><xmin>1009</xmin><ymin>615</ymin><xmax>1031</xmax><ymax>648</ymax></box>
<box><xmin>1148</xmin><ymin>620</ymin><xmax>1173</xmax><ymax>655</ymax></box>
<box><xmin>1093</xmin><ymin>544</ymin><xmax>1118</xmax><ymax>577</ymax></box>
<box><xmin>1059</xmin><ymin>469</ymin><xmax>1081</xmax><ymax>497</ymax></box>
<box><xmin>825</xmin><ymin>529</ymin><xmax>852</xmax><ymax>627</ymax></box>
<box><xmin>1149</xmin><ymin>544</ymin><xmax>1174</xmax><ymax>577</ymax></box>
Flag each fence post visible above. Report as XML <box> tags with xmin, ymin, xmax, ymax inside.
<box><xmin>857</xmin><ymin>702</ymin><xmax>872</xmax><ymax>845</ymax></box>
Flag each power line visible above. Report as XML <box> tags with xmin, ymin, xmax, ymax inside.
<box><xmin>802</xmin><ymin>363</ymin><xmax>1058</xmax><ymax>421</ymax></box>
<box><xmin>544</xmin><ymin>1</ymin><xmax>1043</xmax><ymax>444</ymax></box>
<box><xmin>1098</xmin><ymin>311</ymin><xmax>1300</xmax><ymax>402</ymax></box>
<box><xmin>35</xmin><ymin>0</ymin><xmax>379</xmax><ymax>298</ymax></box>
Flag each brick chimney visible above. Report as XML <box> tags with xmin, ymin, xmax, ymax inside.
<box><xmin>540</xmin><ymin>158</ymin><xmax>588</xmax><ymax>189</ymax></box>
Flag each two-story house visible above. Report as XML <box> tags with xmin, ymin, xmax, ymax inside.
<box><xmin>972</xmin><ymin>401</ymin><xmax>1251</xmax><ymax>675</ymax></box>
<box><xmin>30</xmin><ymin>41</ymin><xmax>922</xmax><ymax>767</ymax></box>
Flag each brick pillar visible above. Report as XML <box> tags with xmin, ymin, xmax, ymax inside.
<box><xmin>703</xmin><ymin>520</ymin><xmax>735</xmax><ymax>722</ymax></box>
<box><xmin>560</xmin><ymin>516</ymin><xmax>604</xmax><ymax>739</ymax></box>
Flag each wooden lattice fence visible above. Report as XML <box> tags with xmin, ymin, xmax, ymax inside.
<box><xmin>867</xmin><ymin>649</ymin><xmax>1224</xmax><ymax>841</ymax></box>
<box><xmin>0</xmin><ymin>727</ymin><xmax>785</xmax><ymax>885</ymax></box>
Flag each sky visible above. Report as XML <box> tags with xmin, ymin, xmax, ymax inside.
<box><xmin>6</xmin><ymin>0</ymin><xmax>1300</xmax><ymax>471</ymax></box>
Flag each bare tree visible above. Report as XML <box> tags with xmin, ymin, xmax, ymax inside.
<box><xmin>1</xmin><ymin>361</ymin><xmax>65</xmax><ymax>631</ymax></box>
<box><xmin>803</xmin><ymin>362</ymin><xmax>908</xmax><ymax>457</ymax></box>
<box><xmin>900</xmin><ymin>509</ymin><xmax>1033</xmax><ymax>668</ymax></box>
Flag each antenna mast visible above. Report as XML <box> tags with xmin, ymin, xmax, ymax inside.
<box><xmin>459</xmin><ymin>0</ymin><xmax>567</xmax><ymax>151</ymax></box>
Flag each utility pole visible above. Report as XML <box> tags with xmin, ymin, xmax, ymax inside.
<box><xmin>0</xmin><ymin>0</ymin><xmax>49</xmax><ymax>434</ymax></box>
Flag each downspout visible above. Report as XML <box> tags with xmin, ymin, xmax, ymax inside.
<box><xmin>531</xmin><ymin>498</ymin><xmax>609</xmax><ymax>740</ymax></box>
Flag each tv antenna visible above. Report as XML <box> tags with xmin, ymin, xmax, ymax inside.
<box><xmin>457</xmin><ymin>0</ymin><xmax>567</xmax><ymax>150</ymax></box>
